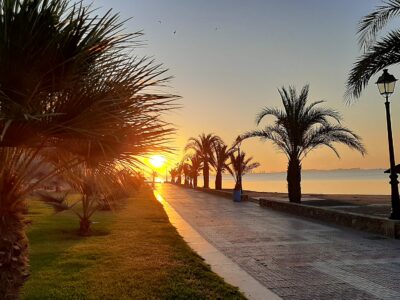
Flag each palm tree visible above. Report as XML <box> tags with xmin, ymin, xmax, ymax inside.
<box><xmin>176</xmin><ymin>163</ymin><xmax>183</xmax><ymax>184</ymax></box>
<box><xmin>169</xmin><ymin>168</ymin><xmax>178</xmax><ymax>183</ymax></box>
<box><xmin>346</xmin><ymin>0</ymin><xmax>400</xmax><ymax>99</ymax></box>
<box><xmin>211</xmin><ymin>142</ymin><xmax>233</xmax><ymax>190</ymax></box>
<box><xmin>152</xmin><ymin>170</ymin><xmax>158</xmax><ymax>185</ymax></box>
<box><xmin>228</xmin><ymin>151</ymin><xmax>259</xmax><ymax>192</ymax></box>
<box><xmin>185</xmin><ymin>133</ymin><xmax>221</xmax><ymax>188</ymax></box>
<box><xmin>240</xmin><ymin>85</ymin><xmax>365</xmax><ymax>203</ymax></box>
<box><xmin>0</xmin><ymin>0</ymin><xmax>177</xmax><ymax>297</ymax></box>
<box><xmin>39</xmin><ymin>166</ymin><xmax>141</xmax><ymax>235</ymax></box>
<box><xmin>188</xmin><ymin>154</ymin><xmax>203</xmax><ymax>188</ymax></box>
<box><xmin>62</xmin><ymin>165</ymin><xmax>126</xmax><ymax>235</ymax></box>
<box><xmin>182</xmin><ymin>162</ymin><xmax>191</xmax><ymax>186</ymax></box>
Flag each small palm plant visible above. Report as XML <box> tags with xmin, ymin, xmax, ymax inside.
<box><xmin>346</xmin><ymin>0</ymin><xmax>400</xmax><ymax>99</ymax></box>
<box><xmin>39</xmin><ymin>165</ymin><xmax>137</xmax><ymax>235</ymax></box>
<box><xmin>0</xmin><ymin>0</ymin><xmax>177</xmax><ymax>296</ymax></box>
<box><xmin>185</xmin><ymin>133</ymin><xmax>221</xmax><ymax>188</ymax></box>
<box><xmin>211</xmin><ymin>142</ymin><xmax>233</xmax><ymax>190</ymax></box>
<box><xmin>64</xmin><ymin>165</ymin><xmax>127</xmax><ymax>235</ymax></box>
<box><xmin>240</xmin><ymin>85</ymin><xmax>365</xmax><ymax>203</ymax></box>
<box><xmin>228</xmin><ymin>151</ymin><xmax>259</xmax><ymax>191</ymax></box>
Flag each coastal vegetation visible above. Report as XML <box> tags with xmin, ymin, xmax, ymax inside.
<box><xmin>228</xmin><ymin>151</ymin><xmax>260</xmax><ymax>192</ymax></box>
<box><xmin>0</xmin><ymin>0</ymin><xmax>176</xmax><ymax>297</ymax></box>
<box><xmin>171</xmin><ymin>86</ymin><xmax>364</xmax><ymax>204</ymax></box>
<box><xmin>211</xmin><ymin>143</ymin><xmax>234</xmax><ymax>190</ymax></box>
<box><xmin>22</xmin><ymin>189</ymin><xmax>245</xmax><ymax>299</ymax></box>
<box><xmin>185</xmin><ymin>134</ymin><xmax>222</xmax><ymax>188</ymax></box>
<box><xmin>1</xmin><ymin>0</ymin><xmax>398</xmax><ymax>298</ymax></box>
<box><xmin>170</xmin><ymin>136</ymin><xmax>259</xmax><ymax>192</ymax></box>
<box><xmin>239</xmin><ymin>85</ymin><xmax>365</xmax><ymax>203</ymax></box>
<box><xmin>346</xmin><ymin>0</ymin><xmax>400</xmax><ymax>99</ymax></box>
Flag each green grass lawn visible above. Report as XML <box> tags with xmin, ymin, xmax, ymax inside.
<box><xmin>22</xmin><ymin>188</ymin><xmax>245</xmax><ymax>299</ymax></box>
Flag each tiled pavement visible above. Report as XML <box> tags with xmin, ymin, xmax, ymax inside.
<box><xmin>156</xmin><ymin>184</ymin><xmax>400</xmax><ymax>300</ymax></box>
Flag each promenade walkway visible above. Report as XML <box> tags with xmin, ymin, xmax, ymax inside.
<box><xmin>156</xmin><ymin>184</ymin><xmax>400</xmax><ymax>300</ymax></box>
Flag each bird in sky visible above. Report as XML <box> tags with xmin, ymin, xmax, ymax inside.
<box><xmin>173</xmin><ymin>30</ymin><xmax>176</xmax><ymax>34</ymax></box>
<box><xmin>158</xmin><ymin>20</ymin><xmax>162</xmax><ymax>24</ymax></box>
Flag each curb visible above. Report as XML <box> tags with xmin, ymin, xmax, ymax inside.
<box><xmin>167</xmin><ymin>182</ymin><xmax>259</xmax><ymax>203</ymax></box>
<box><xmin>167</xmin><ymin>182</ymin><xmax>400</xmax><ymax>239</ymax></box>
<box><xmin>259</xmin><ymin>197</ymin><xmax>400</xmax><ymax>239</ymax></box>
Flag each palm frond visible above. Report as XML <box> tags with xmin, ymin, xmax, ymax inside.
<box><xmin>358</xmin><ymin>0</ymin><xmax>400</xmax><ymax>50</ymax></box>
<box><xmin>240</xmin><ymin>126</ymin><xmax>291</xmax><ymax>157</ymax></box>
<box><xmin>346</xmin><ymin>29</ymin><xmax>400</xmax><ymax>100</ymax></box>
<box><xmin>255</xmin><ymin>107</ymin><xmax>285</xmax><ymax>125</ymax></box>
<box><xmin>303</xmin><ymin>124</ymin><xmax>366</xmax><ymax>158</ymax></box>
<box><xmin>241</xmin><ymin>85</ymin><xmax>365</xmax><ymax>162</ymax></box>
<box><xmin>228</xmin><ymin>151</ymin><xmax>259</xmax><ymax>181</ymax></box>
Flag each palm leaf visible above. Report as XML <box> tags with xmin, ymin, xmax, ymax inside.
<box><xmin>358</xmin><ymin>0</ymin><xmax>400</xmax><ymax>50</ymax></box>
<box><xmin>346</xmin><ymin>29</ymin><xmax>400</xmax><ymax>100</ymax></box>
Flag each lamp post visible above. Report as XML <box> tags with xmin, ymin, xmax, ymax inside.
<box><xmin>376</xmin><ymin>69</ymin><xmax>400</xmax><ymax>219</ymax></box>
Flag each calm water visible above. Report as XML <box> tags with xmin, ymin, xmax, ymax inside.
<box><xmin>196</xmin><ymin>169</ymin><xmax>390</xmax><ymax>195</ymax></box>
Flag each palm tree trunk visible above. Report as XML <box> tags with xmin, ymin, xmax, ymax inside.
<box><xmin>79</xmin><ymin>217</ymin><xmax>91</xmax><ymax>236</ymax></box>
<box><xmin>0</xmin><ymin>211</ymin><xmax>29</xmax><ymax>299</ymax></box>
<box><xmin>193</xmin><ymin>176</ymin><xmax>198</xmax><ymax>188</ymax></box>
<box><xmin>287</xmin><ymin>157</ymin><xmax>302</xmax><ymax>203</ymax></box>
<box><xmin>203</xmin><ymin>161</ymin><xmax>209</xmax><ymax>188</ymax></box>
<box><xmin>215</xmin><ymin>170</ymin><xmax>222</xmax><ymax>190</ymax></box>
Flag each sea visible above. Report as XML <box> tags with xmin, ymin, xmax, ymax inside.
<box><xmin>195</xmin><ymin>169</ymin><xmax>391</xmax><ymax>195</ymax></box>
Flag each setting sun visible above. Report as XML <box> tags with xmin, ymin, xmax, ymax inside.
<box><xmin>150</xmin><ymin>155</ymin><xmax>166</xmax><ymax>168</ymax></box>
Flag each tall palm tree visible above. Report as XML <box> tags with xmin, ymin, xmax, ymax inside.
<box><xmin>169</xmin><ymin>168</ymin><xmax>178</xmax><ymax>183</ymax></box>
<box><xmin>182</xmin><ymin>162</ymin><xmax>191</xmax><ymax>186</ymax></box>
<box><xmin>185</xmin><ymin>133</ymin><xmax>221</xmax><ymax>188</ymax></box>
<box><xmin>346</xmin><ymin>0</ymin><xmax>400</xmax><ymax>99</ymax></box>
<box><xmin>176</xmin><ymin>163</ymin><xmax>183</xmax><ymax>184</ymax></box>
<box><xmin>240</xmin><ymin>85</ymin><xmax>365</xmax><ymax>203</ymax></box>
<box><xmin>211</xmin><ymin>142</ymin><xmax>233</xmax><ymax>190</ymax></box>
<box><xmin>188</xmin><ymin>154</ymin><xmax>203</xmax><ymax>188</ymax></box>
<box><xmin>0</xmin><ymin>0</ymin><xmax>177</xmax><ymax>297</ymax></box>
<box><xmin>228</xmin><ymin>151</ymin><xmax>259</xmax><ymax>191</ymax></box>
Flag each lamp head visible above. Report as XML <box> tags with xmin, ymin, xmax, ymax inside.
<box><xmin>376</xmin><ymin>69</ymin><xmax>397</xmax><ymax>97</ymax></box>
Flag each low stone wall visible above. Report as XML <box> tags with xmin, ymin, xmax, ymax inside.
<box><xmin>259</xmin><ymin>198</ymin><xmax>400</xmax><ymax>239</ymax></box>
<box><xmin>168</xmin><ymin>182</ymin><xmax>258</xmax><ymax>203</ymax></box>
<box><xmin>168</xmin><ymin>182</ymin><xmax>400</xmax><ymax>239</ymax></box>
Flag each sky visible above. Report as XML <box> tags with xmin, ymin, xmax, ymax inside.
<box><xmin>93</xmin><ymin>0</ymin><xmax>400</xmax><ymax>172</ymax></box>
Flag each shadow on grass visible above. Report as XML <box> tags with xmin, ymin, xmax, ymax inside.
<box><xmin>26</xmin><ymin>200</ymin><xmax>113</xmax><ymax>274</ymax></box>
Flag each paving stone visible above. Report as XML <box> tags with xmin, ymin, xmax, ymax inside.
<box><xmin>157</xmin><ymin>185</ymin><xmax>400</xmax><ymax>300</ymax></box>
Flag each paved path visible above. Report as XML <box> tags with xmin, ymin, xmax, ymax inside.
<box><xmin>156</xmin><ymin>184</ymin><xmax>400</xmax><ymax>300</ymax></box>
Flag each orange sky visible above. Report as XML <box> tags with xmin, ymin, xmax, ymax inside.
<box><xmin>95</xmin><ymin>0</ymin><xmax>398</xmax><ymax>172</ymax></box>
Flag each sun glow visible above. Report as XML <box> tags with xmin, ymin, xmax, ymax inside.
<box><xmin>150</xmin><ymin>155</ymin><xmax>166</xmax><ymax>168</ymax></box>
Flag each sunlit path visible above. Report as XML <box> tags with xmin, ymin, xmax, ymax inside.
<box><xmin>153</xmin><ymin>188</ymin><xmax>281</xmax><ymax>300</ymax></box>
<box><xmin>157</xmin><ymin>184</ymin><xmax>400</xmax><ymax>300</ymax></box>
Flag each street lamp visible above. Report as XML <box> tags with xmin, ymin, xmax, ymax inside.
<box><xmin>376</xmin><ymin>69</ymin><xmax>400</xmax><ymax>219</ymax></box>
